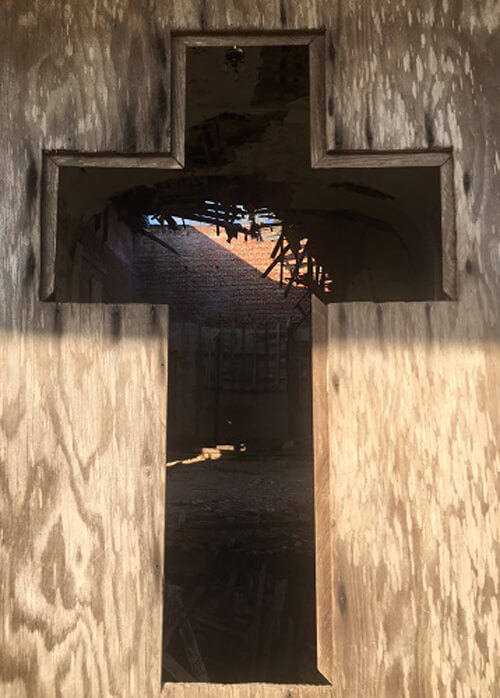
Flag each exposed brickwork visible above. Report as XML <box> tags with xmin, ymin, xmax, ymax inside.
<box><xmin>136</xmin><ymin>225</ymin><xmax>310</xmax><ymax>326</ymax></box>
<box><xmin>72</xmin><ymin>210</ymin><xmax>312</xmax><ymax>449</ymax></box>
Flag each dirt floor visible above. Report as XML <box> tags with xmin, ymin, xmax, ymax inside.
<box><xmin>163</xmin><ymin>450</ymin><xmax>327</xmax><ymax>685</ymax></box>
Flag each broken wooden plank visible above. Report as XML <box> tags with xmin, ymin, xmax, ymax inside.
<box><xmin>165</xmin><ymin>585</ymin><xmax>210</xmax><ymax>682</ymax></box>
<box><xmin>270</xmin><ymin>231</ymin><xmax>285</xmax><ymax>259</ymax></box>
<box><xmin>141</xmin><ymin>228</ymin><xmax>180</xmax><ymax>255</ymax></box>
<box><xmin>166</xmin><ymin>584</ymin><xmax>207</xmax><ymax>642</ymax></box>
<box><xmin>191</xmin><ymin>611</ymin><xmax>249</xmax><ymax>642</ymax></box>
<box><xmin>163</xmin><ymin>652</ymin><xmax>197</xmax><ymax>682</ymax></box>
<box><xmin>178</xmin><ymin>616</ymin><xmax>210</xmax><ymax>681</ymax></box>
<box><xmin>284</xmin><ymin>242</ymin><xmax>309</xmax><ymax>298</ymax></box>
<box><xmin>261</xmin><ymin>243</ymin><xmax>291</xmax><ymax>278</ymax></box>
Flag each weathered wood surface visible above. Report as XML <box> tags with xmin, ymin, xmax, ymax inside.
<box><xmin>1</xmin><ymin>0</ymin><xmax>499</xmax><ymax>696</ymax></box>
<box><xmin>0</xmin><ymin>305</ymin><xmax>168</xmax><ymax>697</ymax></box>
<box><xmin>162</xmin><ymin>685</ymin><xmax>333</xmax><ymax>698</ymax></box>
<box><xmin>320</xmin><ymin>6</ymin><xmax>500</xmax><ymax>695</ymax></box>
<box><xmin>311</xmin><ymin>296</ymin><xmax>334</xmax><ymax>684</ymax></box>
<box><xmin>327</xmin><ymin>302</ymin><xmax>500</xmax><ymax>698</ymax></box>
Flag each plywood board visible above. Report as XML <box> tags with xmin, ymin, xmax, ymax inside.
<box><xmin>0</xmin><ymin>304</ymin><xmax>168</xmax><ymax>697</ymax></box>
<box><xmin>162</xmin><ymin>685</ymin><xmax>333</xmax><ymax>698</ymax></box>
<box><xmin>311</xmin><ymin>296</ymin><xmax>334</xmax><ymax>684</ymax></box>
<box><xmin>0</xmin><ymin>0</ymin><xmax>499</xmax><ymax>696</ymax></box>
<box><xmin>327</xmin><ymin>302</ymin><xmax>500</xmax><ymax>698</ymax></box>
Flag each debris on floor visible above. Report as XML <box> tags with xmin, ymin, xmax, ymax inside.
<box><xmin>162</xmin><ymin>453</ymin><xmax>328</xmax><ymax>685</ymax></box>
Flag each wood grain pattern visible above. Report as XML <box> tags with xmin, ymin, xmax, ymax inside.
<box><xmin>162</xmin><ymin>684</ymin><xmax>334</xmax><ymax>698</ymax></box>
<box><xmin>320</xmin><ymin>11</ymin><xmax>500</xmax><ymax>693</ymax></box>
<box><xmin>311</xmin><ymin>296</ymin><xmax>334</xmax><ymax>684</ymax></box>
<box><xmin>440</xmin><ymin>157</ymin><xmax>457</xmax><ymax>299</ymax></box>
<box><xmin>327</xmin><ymin>302</ymin><xmax>499</xmax><ymax>698</ymax></box>
<box><xmin>312</xmin><ymin>152</ymin><xmax>451</xmax><ymax>168</ymax></box>
<box><xmin>1</xmin><ymin>0</ymin><xmax>499</xmax><ymax>696</ymax></box>
<box><xmin>0</xmin><ymin>305</ymin><xmax>168</xmax><ymax>697</ymax></box>
<box><xmin>40</xmin><ymin>156</ymin><xmax>59</xmax><ymax>301</ymax></box>
<box><xmin>309</xmin><ymin>34</ymin><xmax>328</xmax><ymax>168</ymax></box>
<box><xmin>50</xmin><ymin>155</ymin><xmax>183</xmax><ymax>169</ymax></box>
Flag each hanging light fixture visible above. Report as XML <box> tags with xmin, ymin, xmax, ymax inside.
<box><xmin>224</xmin><ymin>45</ymin><xmax>245</xmax><ymax>80</ymax></box>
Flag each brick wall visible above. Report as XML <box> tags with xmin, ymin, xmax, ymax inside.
<box><xmin>135</xmin><ymin>225</ymin><xmax>309</xmax><ymax>326</ymax></box>
<box><xmin>135</xmin><ymin>224</ymin><xmax>312</xmax><ymax>450</ymax></box>
<box><xmin>75</xmin><ymin>212</ymin><xmax>312</xmax><ymax>450</ymax></box>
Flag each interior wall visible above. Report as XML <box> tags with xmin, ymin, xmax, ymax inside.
<box><xmin>56</xmin><ymin>204</ymin><xmax>141</xmax><ymax>302</ymax></box>
<box><xmin>60</xmin><ymin>204</ymin><xmax>313</xmax><ymax>451</ymax></box>
<box><xmin>133</xmin><ymin>225</ymin><xmax>307</xmax><ymax>324</ymax></box>
<box><xmin>167</xmin><ymin>323</ymin><xmax>312</xmax><ymax>452</ymax></box>
<box><xmin>0</xmin><ymin>2</ymin><xmax>499</xmax><ymax>698</ymax></box>
<box><xmin>167</xmin><ymin>322</ymin><xmax>292</xmax><ymax>450</ymax></box>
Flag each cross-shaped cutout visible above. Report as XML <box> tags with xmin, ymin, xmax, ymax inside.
<box><xmin>39</xmin><ymin>29</ymin><xmax>455</xmax><ymax>698</ymax></box>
